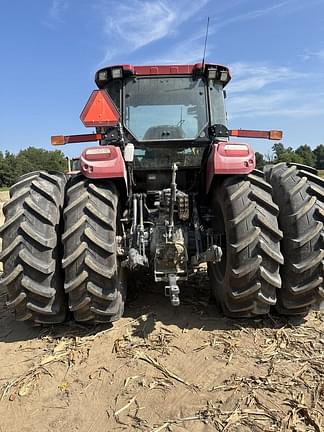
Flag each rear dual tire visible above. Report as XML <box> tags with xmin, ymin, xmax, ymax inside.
<box><xmin>208</xmin><ymin>170</ymin><xmax>283</xmax><ymax>317</ymax></box>
<box><xmin>62</xmin><ymin>176</ymin><xmax>125</xmax><ymax>323</ymax></box>
<box><xmin>0</xmin><ymin>171</ymin><xmax>67</xmax><ymax>324</ymax></box>
<box><xmin>265</xmin><ymin>163</ymin><xmax>324</xmax><ymax>315</ymax></box>
<box><xmin>0</xmin><ymin>173</ymin><xmax>125</xmax><ymax>325</ymax></box>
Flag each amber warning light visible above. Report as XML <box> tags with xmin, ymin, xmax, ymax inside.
<box><xmin>229</xmin><ymin>129</ymin><xmax>283</xmax><ymax>140</ymax></box>
<box><xmin>51</xmin><ymin>133</ymin><xmax>103</xmax><ymax>146</ymax></box>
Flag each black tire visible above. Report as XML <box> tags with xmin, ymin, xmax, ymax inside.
<box><xmin>0</xmin><ymin>171</ymin><xmax>67</xmax><ymax>324</ymax></box>
<box><xmin>265</xmin><ymin>163</ymin><xmax>324</xmax><ymax>315</ymax></box>
<box><xmin>208</xmin><ymin>170</ymin><xmax>283</xmax><ymax>317</ymax></box>
<box><xmin>62</xmin><ymin>176</ymin><xmax>125</xmax><ymax>323</ymax></box>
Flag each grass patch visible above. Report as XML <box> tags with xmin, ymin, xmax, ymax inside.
<box><xmin>0</xmin><ymin>187</ymin><xmax>9</xmax><ymax>192</ymax></box>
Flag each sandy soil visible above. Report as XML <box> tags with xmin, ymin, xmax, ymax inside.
<box><xmin>0</xmin><ymin>191</ymin><xmax>8</xmax><ymax>203</ymax></box>
<box><xmin>0</xmin><ymin>192</ymin><xmax>8</xmax><ymax>273</ymax></box>
<box><xmin>0</xmin><ymin>193</ymin><xmax>323</xmax><ymax>432</ymax></box>
<box><xmin>0</xmin><ymin>191</ymin><xmax>7</xmax><ymax>222</ymax></box>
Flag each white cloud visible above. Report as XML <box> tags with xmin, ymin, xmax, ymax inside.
<box><xmin>225</xmin><ymin>61</ymin><xmax>324</xmax><ymax>119</ymax></box>
<box><xmin>44</xmin><ymin>0</ymin><xmax>68</xmax><ymax>29</ymax></box>
<box><xmin>105</xmin><ymin>1</ymin><xmax>175</xmax><ymax>51</ymax></box>
<box><xmin>50</xmin><ymin>0</ymin><xmax>67</xmax><ymax>21</ymax></box>
<box><xmin>227</xmin><ymin>85</ymin><xmax>324</xmax><ymax>119</ymax></box>
<box><xmin>92</xmin><ymin>0</ymin><xmax>324</xmax><ymax>122</ymax></box>
<box><xmin>228</xmin><ymin>63</ymin><xmax>308</xmax><ymax>93</ymax></box>
<box><xmin>302</xmin><ymin>48</ymin><xmax>324</xmax><ymax>62</ymax></box>
<box><xmin>210</xmin><ymin>0</ymin><xmax>324</xmax><ymax>31</ymax></box>
<box><xmin>229</xmin><ymin>99</ymin><xmax>324</xmax><ymax>119</ymax></box>
<box><xmin>99</xmin><ymin>0</ymin><xmax>209</xmax><ymax>64</ymax></box>
<box><xmin>97</xmin><ymin>0</ymin><xmax>321</xmax><ymax>65</ymax></box>
<box><xmin>316</xmin><ymin>49</ymin><xmax>324</xmax><ymax>61</ymax></box>
<box><xmin>210</xmin><ymin>1</ymin><xmax>291</xmax><ymax>31</ymax></box>
<box><xmin>143</xmin><ymin>34</ymin><xmax>208</xmax><ymax>65</ymax></box>
<box><xmin>228</xmin><ymin>89</ymin><xmax>294</xmax><ymax>118</ymax></box>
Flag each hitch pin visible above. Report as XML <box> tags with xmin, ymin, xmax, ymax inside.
<box><xmin>165</xmin><ymin>274</ymin><xmax>180</xmax><ymax>307</ymax></box>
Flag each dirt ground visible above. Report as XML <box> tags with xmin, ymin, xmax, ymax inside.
<box><xmin>0</xmin><ymin>191</ymin><xmax>323</xmax><ymax>432</ymax></box>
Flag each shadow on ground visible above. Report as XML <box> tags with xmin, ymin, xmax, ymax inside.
<box><xmin>0</xmin><ymin>272</ymin><xmax>305</xmax><ymax>344</ymax></box>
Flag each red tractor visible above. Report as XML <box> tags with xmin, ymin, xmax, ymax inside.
<box><xmin>0</xmin><ymin>63</ymin><xmax>323</xmax><ymax>324</ymax></box>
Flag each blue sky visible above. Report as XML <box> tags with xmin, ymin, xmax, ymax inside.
<box><xmin>1</xmin><ymin>0</ymin><xmax>324</xmax><ymax>158</ymax></box>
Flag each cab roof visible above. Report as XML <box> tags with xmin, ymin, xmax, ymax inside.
<box><xmin>95</xmin><ymin>63</ymin><xmax>231</xmax><ymax>88</ymax></box>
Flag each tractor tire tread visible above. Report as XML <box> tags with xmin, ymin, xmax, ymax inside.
<box><xmin>209</xmin><ymin>170</ymin><xmax>283</xmax><ymax>317</ymax></box>
<box><xmin>0</xmin><ymin>170</ymin><xmax>67</xmax><ymax>323</ymax></box>
<box><xmin>63</xmin><ymin>176</ymin><xmax>125</xmax><ymax>323</ymax></box>
<box><xmin>265</xmin><ymin>163</ymin><xmax>324</xmax><ymax>314</ymax></box>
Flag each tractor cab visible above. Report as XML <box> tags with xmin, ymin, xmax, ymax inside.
<box><xmin>94</xmin><ymin>64</ymin><xmax>230</xmax><ymax>171</ymax></box>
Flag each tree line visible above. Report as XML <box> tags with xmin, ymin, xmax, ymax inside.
<box><xmin>0</xmin><ymin>147</ymin><xmax>66</xmax><ymax>188</ymax></box>
<box><xmin>256</xmin><ymin>143</ymin><xmax>324</xmax><ymax>170</ymax></box>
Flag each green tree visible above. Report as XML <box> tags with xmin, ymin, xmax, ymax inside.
<box><xmin>0</xmin><ymin>151</ymin><xmax>4</xmax><ymax>187</ymax></box>
<box><xmin>255</xmin><ymin>152</ymin><xmax>265</xmax><ymax>170</ymax></box>
<box><xmin>0</xmin><ymin>146</ymin><xmax>66</xmax><ymax>187</ymax></box>
<box><xmin>295</xmin><ymin>145</ymin><xmax>315</xmax><ymax>167</ymax></box>
<box><xmin>272</xmin><ymin>142</ymin><xmax>285</xmax><ymax>159</ymax></box>
<box><xmin>1</xmin><ymin>151</ymin><xmax>18</xmax><ymax>187</ymax></box>
<box><xmin>15</xmin><ymin>147</ymin><xmax>66</xmax><ymax>178</ymax></box>
<box><xmin>272</xmin><ymin>143</ymin><xmax>304</xmax><ymax>164</ymax></box>
<box><xmin>313</xmin><ymin>144</ymin><xmax>324</xmax><ymax>170</ymax></box>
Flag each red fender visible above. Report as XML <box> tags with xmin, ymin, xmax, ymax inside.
<box><xmin>80</xmin><ymin>146</ymin><xmax>127</xmax><ymax>189</ymax></box>
<box><xmin>206</xmin><ymin>141</ymin><xmax>255</xmax><ymax>193</ymax></box>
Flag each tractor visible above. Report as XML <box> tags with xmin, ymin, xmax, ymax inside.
<box><xmin>0</xmin><ymin>63</ymin><xmax>323</xmax><ymax>324</ymax></box>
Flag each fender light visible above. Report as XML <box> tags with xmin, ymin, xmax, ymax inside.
<box><xmin>85</xmin><ymin>147</ymin><xmax>111</xmax><ymax>155</ymax></box>
<box><xmin>83</xmin><ymin>146</ymin><xmax>117</xmax><ymax>161</ymax></box>
<box><xmin>224</xmin><ymin>144</ymin><xmax>249</xmax><ymax>151</ymax></box>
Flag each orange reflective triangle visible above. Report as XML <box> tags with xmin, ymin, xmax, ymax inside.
<box><xmin>80</xmin><ymin>90</ymin><xmax>120</xmax><ymax>127</ymax></box>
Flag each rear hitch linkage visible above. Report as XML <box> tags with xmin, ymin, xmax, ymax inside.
<box><xmin>165</xmin><ymin>274</ymin><xmax>180</xmax><ymax>307</ymax></box>
<box><xmin>123</xmin><ymin>193</ymin><xmax>148</xmax><ymax>270</ymax></box>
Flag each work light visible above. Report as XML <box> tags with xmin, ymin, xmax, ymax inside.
<box><xmin>98</xmin><ymin>69</ymin><xmax>108</xmax><ymax>82</ymax></box>
<box><xmin>111</xmin><ymin>67</ymin><xmax>123</xmax><ymax>79</ymax></box>
<box><xmin>207</xmin><ymin>68</ymin><xmax>217</xmax><ymax>79</ymax></box>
